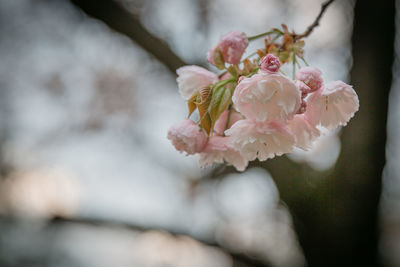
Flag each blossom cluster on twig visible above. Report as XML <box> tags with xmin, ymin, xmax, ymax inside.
<box><xmin>168</xmin><ymin>24</ymin><xmax>358</xmax><ymax>172</ymax></box>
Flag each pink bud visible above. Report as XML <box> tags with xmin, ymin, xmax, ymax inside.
<box><xmin>238</xmin><ymin>76</ymin><xmax>245</xmax><ymax>83</ymax></box>
<box><xmin>260</xmin><ymin>54</ymin><xmax>281</xmax><ymax>73</ymax></box>
<box><xmin>208</xmin><ymin>31</ymin><xmax>248</xmax><ymax>65</ymax></box>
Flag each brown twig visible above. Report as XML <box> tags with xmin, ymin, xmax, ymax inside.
<box><xmin>293</xmin><ymin>0</ymin><xmax>335</xmax><ymax>40</ymax></box>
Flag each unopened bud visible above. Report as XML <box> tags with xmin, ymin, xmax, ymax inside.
<box><xmin>260</xmin><ymin>54</ymin><xmax>281</xmax><ymax>73</ymax></box>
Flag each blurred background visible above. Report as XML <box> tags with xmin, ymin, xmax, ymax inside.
<box><xmin>0</xmin><ymin>0</ymin><xmax>396</xmax><ymax>266</ymax></box>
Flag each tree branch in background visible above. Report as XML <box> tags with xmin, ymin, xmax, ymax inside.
<box><xmin>51</xmin><ymin>216</ymin><xmax>269</xmax><ymax>267</ymax></box>
<box><xmin>248</xmin><ymin>0</ymin><xmax>335</xmax><ymax>42</ymax></box>
<box><xmin>70</xmin><ymin>0</ymin><xmax>187</xmax><ymax>74</ymax></box>
<box><xmin>293</xmin><ymin>0</ymin><xmax>335</xmax><ymax>40</ymax></box>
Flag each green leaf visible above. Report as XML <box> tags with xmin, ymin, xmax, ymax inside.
<box><xmin>209</xmin><ymin>86</ymin><xmax>232</xmax><ymax>128</ymax></box>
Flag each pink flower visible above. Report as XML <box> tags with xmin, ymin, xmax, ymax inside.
<box><xmin>225</xmin><ymin>119</ymin><xmax>295</xmax><ymax>161</ymax></box>
<box><xmin>295</xmin><ymin>67</ymin><xmax>323</xmax><ymax>93</ymax></box>
<box><xmin>232</xmin><ymin>73</ymin><xmax>301</xmax><ymax>122</ymax></box>
<box><xmin>208</xmin><ymin>31</ymin><xmax>248</xmax><ymax>65</ymax></box>
<box><xmin>305</xmin><ymin>80</ymin><xmax>359</xmax><ymax>130</ymax></box>
<box><xmin>287</xmin><ymin>114</ymin><xmax>320</xmax><ymax>150</ymax></box>
<box><xmin>260</xmin><ymin>54</ymin><xmax>281</xmax><ymax>73</ymax></box>
<box><xmin>214</xmin><ymin>109</ymin><xmax>243</xmax><ymax>135</ymax></box>
<box><xmin>199</xmin><ymin>136</ymin><xmax>248</xmax><ymax>171</ymax></box>
<box><xmin>176</xmin><ymin>66</ymin><xmax>218</xmax><ymax>100</ymax></box>
<box><xmin>167</xmin><ymin>119</ymin><xmax>207</xmax><ymax>155</ymax></box>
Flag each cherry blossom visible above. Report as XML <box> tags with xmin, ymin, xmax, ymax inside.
<box><xmin>167</xmin><ymin>119</ymin><xmax>207</xmax><ymax>155</ymax></box>
<box><xmin>168</xmin><ymin>25</ymin><xmax>359</xmax><ymax>171</ymax></box>
<box><xmin>225</xmin><ymin>119</ymin><xmax>295</xmax><ymax>161</ymax></box>
<box><xmin>305</xmin><ymin>80</ymin><xmax>359</xmax><ymax>130</ymax></box>
<box><xmin>232</xmin><ymin>73</ymin><xmax>301</xmax><ymax>122</ymax></box>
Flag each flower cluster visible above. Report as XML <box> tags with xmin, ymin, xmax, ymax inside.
<box><xmin>168</xmin><ymin>27</ymin><xmax>359</xmax><ymax>171</ymax></box>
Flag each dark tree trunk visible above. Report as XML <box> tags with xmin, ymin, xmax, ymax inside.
<box><xmin>269</xmin><ymin>1</ymin><xmax>395</xmax><ymax>266</ymax></box>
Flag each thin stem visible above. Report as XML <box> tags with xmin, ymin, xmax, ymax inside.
<box><xmin>248</xmin><ymin>30</ymin><xmax>283</xmax><ymax>41</ymax></box>
<box><xmin>214</xmin><ymin>78</ymin><xmax>236</xmax><ymax>89</ymax></box>
<box><xmin>293</xmin><ymin>0</ymin><xmax>335</xmax><ymax>40</ymax></box>
<box><xmin>299</xmin><ymin>56</ymin><xmax>309</xmax><ymax>66</ymax></box>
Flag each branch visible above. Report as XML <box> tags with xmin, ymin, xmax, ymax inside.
<box><xmin>51</xmin><ymin>216</ymin><xmax>269</xmax><ymax>267</ymax></box>
<box><xmin>70</xmin><ymin>0</ymin><xmax>187</xmax><ymax>74</ymax></box>
<box><xmin>247</xmin><ymin>0</ymin><xmax>335</xmax><ymax>42</ymax></box>
<box><xmin>293</xmin><ymin>0</ymin><xmax>335</xmax><ymax>40</ymax></box>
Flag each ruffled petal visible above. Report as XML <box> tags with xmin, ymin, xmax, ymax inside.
<box><xmin>288</xmin><ymin>114</ymin><xmax>320</xmax><ymax>150</ymax></box>
<box><xmin>199</xmin><ymin>136</ymin><xmax>248</xmax><ymax>171</ymax></box>
<box><xmin>225</xmin><ymin>119</ymin><xmax>295</xmax><ymax>161</ymax></box>
<box><xmin>305</xmin><ymin>81</ymin><xmax>359</xmax><ymax>130</ymax></box>
<box><xmin>232</xmin><ymin>73</ymin><xmax>301</xmax><ymax>122</ymax></box>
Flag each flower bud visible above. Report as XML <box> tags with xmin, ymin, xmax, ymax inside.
<box><xmin>207</xmin><ymin>31</ymin><xmax>248</xmax><ymax>66</ymax></box>
<box><xmin>260</xmin><ymin>54</ymin><xmax>281</xmax><ymax>73</ymax></box>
